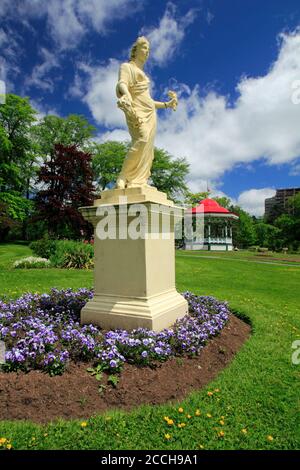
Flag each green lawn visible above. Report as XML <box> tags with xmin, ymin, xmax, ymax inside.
<box><xmin>0</xmin><ymin>244</ymin><xmax>299</xmax><ymax>450</ymax></box>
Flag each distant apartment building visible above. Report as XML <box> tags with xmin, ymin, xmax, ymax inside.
<box><xmin>265</xmin><ymin>187</ymin><xmax>300</xmax><ymax>219</ymax></box>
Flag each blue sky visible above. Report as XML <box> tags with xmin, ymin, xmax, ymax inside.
<box><xmin>1</xmin><ymin>0</ymin><xmax>300</xmax><ymax>215</ymax></box>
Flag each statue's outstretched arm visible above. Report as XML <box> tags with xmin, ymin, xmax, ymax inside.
<box><xmin>154</xmin><ymin>91</ymin><xmax>178</xmax><ymax>111</ymax></box>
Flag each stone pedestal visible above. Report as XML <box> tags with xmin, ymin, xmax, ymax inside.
<box><xmin>79</xmin><ymin>186</ymin><xmax>188</xmax><ymax>331</ymax></box>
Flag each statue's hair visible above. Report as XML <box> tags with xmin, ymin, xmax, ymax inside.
<box><xmin>130</xmin><ymin>36</ymin><xmax>150</xmax><ymax>60</ymax></box>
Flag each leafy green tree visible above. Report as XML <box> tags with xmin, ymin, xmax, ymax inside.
<box><xmin>91</xmin><ymin>141</ymin><xmax>189</xmax><ymax>202</ymax></box>
<box><xmin>184</xmin><ymin>192</ymin><xmax>209</xmax><ymax>206</ymax></box>
<box><xmin>151</xmin><ymin>147</ymin><xmax>189</xmax><ymax>202</ymax></box>
<box><xmin>91</xmin><ymin>141</ymin><xmax>128</xmax><ymax>191</ymax></box>
<box><xmin>0</xmin><ymin>94</ymin><xmax>37</xmax><ymax>193</ymax></box>
<box><xmin>31</xmin><ymin>114</ymin><xmax>96</xmax><ymax>160</ymax></box>
<box><xmin>231</xmin><ymin>206</ymin><xmax>256</xmax><ymax>248</ymax></box>
<box><xmin>274</xmin><ymin>214</ymin><xmax>298</xmax><ymax>248</ymax></box>
<box><xmin>254</xmin><ymin>222</ymin><xmax>280</xmax><ymax>249</ymax></box>
<box><xmin>214</xmin><ymin>196</ymin><xmax>232</xmax><ymax>209</ymax></box>
<box><xmin>287</xmin><ymin>192</ymin><xmax>300</xmax><ymax>217</ymax></box>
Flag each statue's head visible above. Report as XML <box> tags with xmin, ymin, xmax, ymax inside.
<box><xmin>130</xmin><ymin>36</ymin><xmax>150</xmax><ymax>61</ymax></box>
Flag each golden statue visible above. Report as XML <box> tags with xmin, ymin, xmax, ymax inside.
<box><xmin>116</xmin><ymin>36</ymin><xmax>177</xmax><ymax>189</ymax></box>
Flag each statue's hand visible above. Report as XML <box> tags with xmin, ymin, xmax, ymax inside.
<box><xmin>167</xmin><ymin>91</ymin><xmax>178</xmax><ymax>111</ymax></box>
<box><xmin>117</xmin><ymin>94</ymin><xmax>132</xmax><ymax>110</ymax></box>
<box><xmin>117</xmin><ymin>94</ymin><xmax>143</xmax><ymax>128</ymax></box>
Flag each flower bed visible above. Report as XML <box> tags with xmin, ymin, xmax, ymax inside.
<box><xmin>13</xmin><ymin>256</ymin><xmax>51</xmax><ymax>269</ymax></box>
<box><xmin>0</xmin><ymin>288</ymin><xmax>229</xmax><ymax>376</ymax></box>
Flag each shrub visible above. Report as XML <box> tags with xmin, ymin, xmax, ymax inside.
<box><xmin>257</xmin><ymin>247</ymin><xmax>268</xmax><ymax>253</ymax></box>
<box><xmin>29</xmin><ymin>236</ymin><xmax>58</xmax><ymax>259</ymax></box>
<box><xmin>50</xmin><ymin>240</ymin><xmax>94</xmax><ymax>269</ymax></box>
<box><xmin>13</xmin><ymin>256</ymin><xmax>51</xmax><ymax>269</ymax></box>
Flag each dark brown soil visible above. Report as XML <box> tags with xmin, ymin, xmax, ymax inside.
<box><xmin>0</xmin><ymin>314</ymin><xmax>251</xmax><ymax>424</ymax></box>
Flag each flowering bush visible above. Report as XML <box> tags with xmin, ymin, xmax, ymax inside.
<box><xmin>50</xmin><ymin>240</ymin><xmax>94</xmax><ymax>269</ymax></box>
<box><xmin>13</xmin><ymin>257</ymin><xmax>51</xmax><ymax>269</ymax></box>
<box><xmin>0</xmin><ymin>288</ymin><xmax>229</xmax><ymax>376</ymax></box>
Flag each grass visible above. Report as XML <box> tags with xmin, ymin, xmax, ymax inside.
<box><xmin>176</xmin><ymin>248</ymin><xmax>300</xmax><ymax>264</ymax></box>
<box><xmin>0</xmin><ymin>244</ymin><xmax>300</xmax><ymax>450</ymax></box>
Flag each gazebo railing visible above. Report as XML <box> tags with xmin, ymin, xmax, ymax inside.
<box><xmin>185</xmin><ymin>237</ymin><xmax>233</xmax><ymax>244</ymax></box>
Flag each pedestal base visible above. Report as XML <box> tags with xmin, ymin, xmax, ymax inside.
<box><xmin>80</xmin><ymin>188</ymin><xmax>187</xmax><ymax>332</ymax></box>
<box><xmin>81</xmin><ymin>289</ymin><xmax>188</xmax><ymax>331</ymax></box>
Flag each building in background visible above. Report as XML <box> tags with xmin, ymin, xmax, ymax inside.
<box><xmin>265</xmin><ymin>188</ymin><xmax>300</xmax><ymax>219</ymax></box>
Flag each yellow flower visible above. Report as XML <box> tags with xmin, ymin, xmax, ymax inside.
<box><xmin>178</xmin><ymin>407</ymin><xmax>184</xmax><ymax>413</ymax></box>
<box><xmin>195</xmin><ymin>409</ymin><xmax>201</xmax><ymax>416</ymax></box>
<box><xmin>214</xmin><ymin>388</ymin><xmax>220</xmax><ymax>392</ymax></box>
<box><xmin>0</xmin><ymin>438</ymin><xmax>7</xmax><ymax>445</ymax></box>
<box><xmin>187</xmin><ymin>414</ymin><xmax>192</xmax><ymax>419</ymax></box>
<box><xmin>219</xmin><ymin>420</ymin><xmax>225</xmax><ymax>426</ymax></box>
<box><xmin>164</xmin><ymin>433</ymin><xmax>171</xmax><ymax>440</ymax></box>
<box><xmin>199</xmin><ymin>444</ymin><xmax>204</xmax><ymax>449</ymax></box>
<box><xmin>31</xmin><ymin>437</ymin><xmax>36</xmax><ymax>441</ymax></box>
<box><xmin>81</xmin><ymin>421</ymin><xmax>88</xmax><ymax>428</ymax></box>
<box><xmin>44</xmin><ymin>433</ymin><xmax>48</xmax><ymax>437</ymax></box>
<box><xmin>177</xmin><ymin>423</ymin><xmax>186</xmax><ymax>428</ymax></box>
<box><xmin>206</xmin><ymin>413</ymin><xmax>212</xmax><ymax>418</ymax></box>
<box><xmin>163</xmin><ymin>416</ymin><xmax>169</xmax><ymax>422</ymax></box>
<box><xmin>218</xmin><ymin>431</ymin><xmax>225</xmax><ymax>438</ymax></box>
<box><xmin>267</xmin><ymin>435</ymin><xmax>274</xmax><ymax>442</ymax></box>
<box><xmin>221</xmin><ymin>416</ymin><xmax>225</xmax><ymax>419</ymax></box>
<box><xmin>241</xmin><ymin>429</ymin><xmax>247</xmax><ymax>434</ymax></box>
<box><xmin>207</xmin><ymin>391</ymin><xmax>213</xmax><ymax>396</ymax></box>
<box><xmin>167</xmin><ymin>419</ymin><xmax>174</xmax><ymax>426</ymax></box>
<box><xmin>6</xmin><ymin>443</ymin><xmax>12</xmax><ymax>450</ymax></box>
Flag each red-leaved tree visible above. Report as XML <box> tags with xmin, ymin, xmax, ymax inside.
<box><xmin>36</xmin><ymin>144</ymin><xmax>94</xmax><ymax>239</ymax></box>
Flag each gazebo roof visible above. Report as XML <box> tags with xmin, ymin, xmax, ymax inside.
<box><xmin>188</xmin><ymin>198</ymin><xmax>239</xmax><ymax>218</ymax></box>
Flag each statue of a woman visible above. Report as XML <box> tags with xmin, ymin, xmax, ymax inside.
<box><xmin>116</xmin><ymin>36</ymin><xmax>177</xmax><ymax>189</ymax></box>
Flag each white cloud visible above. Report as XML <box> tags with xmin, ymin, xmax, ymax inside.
<box><xmin>155</xmin><ymin>30</ymin><xmax>300</xmax><ymax>187</ymax></box>
<box><xmin>206</xmin><ymin>10</ymin><xmax>214</xmax><ymax>25</ymax></box>
<box><xmin>237</xmin><ymin>188</ymin><xmax>276</xmax><ymax>216</ymax></box>
<box><xmin>79</xmin><ymin>59</ymin><xmax>127</xmax><ymax>128</ymax></box>
<box><xmin>0</xmin><ymin>0</ymin><xmax>140</xmax><ymax>50</ymax></box>
<box><xmin>289</xmin><ymin>162</ymin><xmax>300</xmax><ymax>176</ymax></box>
<box><xmin>141</xmin><ymin>2</ymin><xmax>197</xmax><ymax>67</ymax></box>
<box><xmin>97</xmin><ymin>30</ymin><xmax>300</xmax><ymax>192</ymax></box>
<box><xmin>29</xmin><ymin>98</ymin><xmax>60</xmax><ymax>121</ymax></box>
<box><xmin>25</xmin><ymin>48</ymin><xmax>60</xmax><ymax>92</ymax></box>
<box><xmin>0</xmin><ymin>27</ymin><xmax>21</xmax><ymax>88</ymax></box>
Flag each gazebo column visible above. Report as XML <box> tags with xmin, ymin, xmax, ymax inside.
<box><xmin>208</xmin><ymin>220</ymin><xmax>211</xmax><ymax>250</ymax></box>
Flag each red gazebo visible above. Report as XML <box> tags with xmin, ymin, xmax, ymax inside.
<box><xmin>184</xmin><ymin>198</ymin><xmax>239</xmax><ymax>251</ymax></box>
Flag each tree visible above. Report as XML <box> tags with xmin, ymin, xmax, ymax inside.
<box><xmin>214</xmin><ymin>196</ymin><xmax>232</xmax><ymax>209</ymax></box>
<box><xmin>35</xmin><ymin>144</ymin><xmax>95</xmax><ymax>239</ymax></box>
<box><xmin>150</xmin><ymin>147</ymin><xmax>189</xmax><ymax>202</ymax></box>
<box><xmin>91</xmin><ymin>141</ymin><xmax>190</xmax><ymax>202</ymax></box>
<box><xmin>230</xmin><ymin>206</ymin><xmax>256</xmax><ymax>248</ymax></box>
<box><xmin>31</xmin><ymin>114</ymin><xmax>96</xmax><ymax>160</ymax></box>
<box><xmin>0</xmin><ymin>94</ymin><xmax>37</xmax><ymax>193</ymax></box>
<box><xmin>274</xmin><ymin>214</ymin><xmax>298</xmax><ymax>250</ymax></box>
<box><xmin>254</xmin><ymin>222</ymin><xmax>280</xmax><ymax>249</ymax></box>
<box><xmin>184</xmin><ymin>192</ymin><xmax>209</xmax><ymax>207</ymax></box>
<box><xmin>91</xmin><ymin>141</ymin><xmax>128</xmax><ymax>191</ymax></box>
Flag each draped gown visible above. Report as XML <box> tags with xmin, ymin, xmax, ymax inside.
<box><xmin>116</xmin><ymin>61</ymin><xmax>157</xmax><ymax>188</ymax></box>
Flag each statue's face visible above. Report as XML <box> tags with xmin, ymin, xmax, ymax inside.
<box><xmin>136</xmin><ymin>41</ymin><xmax>150</xmax><ymax>62</ymax></box>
